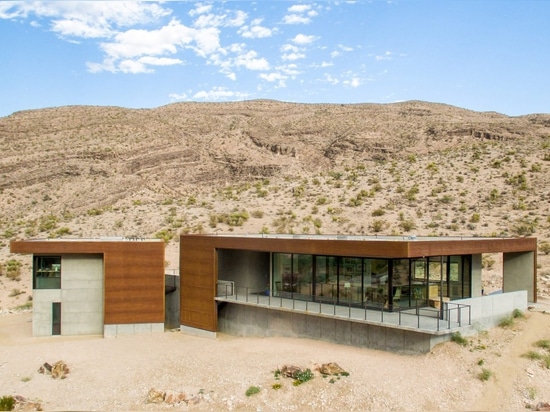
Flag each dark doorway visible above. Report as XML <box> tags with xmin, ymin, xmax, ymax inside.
<box><xmin>52</xmin><ymin>302</ymin><xmax>61</xmax><ymax>335</ymax></box>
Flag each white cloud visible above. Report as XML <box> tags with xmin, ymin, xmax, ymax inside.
<box><xmin>282</xmin><ymin>14</ymin><xmax>311</xmax><ymax>25</ymax></box>
<box><xmin>343</xmin><ymin>77</ymin><xmax>362</xmax><ymax>88</ymax></box>
<box><xmin>323</xmin><ymin>74</ymin><xmax>339</xmax><ymax>85</ymax></box>
<box><xmin>189</xmin><ymin>4</ymin><xmax>212</xmax><ymax>17</ymax></box>
<box><xmin>239</xmin><ymin>19</ymin><xmax>273</xmax><ymax>39</ymax></box>
<box><xmin>288</xmin><ymin>5</ymin><xmax>311</xmax><ymax>13</ymax></box>
<box><xmin>259</xmin><ymin>72</ymin><xmax>287</xmax><ymax>88</ymax></box>
<box><xmin>375</xmin><ymin>51</ymin><xmax>393</xmax><ymax>61</ymax></box>
<box><xmin>100</xmin><ymin>19</ymin><xmax>196</xmax><ymax>60</ymax></box>
<box><xmin>282</xmin><ymin>52</ymin><xmax>305</xmax><ymax>61</ymax></box>
<box><xmin>192</xmin><ymin>87</ymin><xmax>250</xmax><ymax>100</ymax></box>
<box><xmin>282</xmin><ymin>4</ymin><xmax>319</xmax><ymax>25</ymax></box>
<box><xmin>0</xmin><ymin>2</ymin><xmax>171</xmax><ymax>38</ymax></box>
<box><xmin>233</xmin><ymin>50</ymin><xmax>270</xmax><ymax>70</ymax></box>
<box><xmin>292</xmin><ymin>34</ymin><xmax>316</xmax><ymax>45</ymax></box>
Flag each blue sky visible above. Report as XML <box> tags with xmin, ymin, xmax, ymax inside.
<box><xmin>1</xmin><ymin>1</ymin><xmax>549</xmax><ymax>118</ymax></box>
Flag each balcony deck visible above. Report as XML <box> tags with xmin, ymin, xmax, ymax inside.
<box><xmin>215</xmin><ymin>286</ymin><xmax>471</xmax><ymax>336</ymax></box>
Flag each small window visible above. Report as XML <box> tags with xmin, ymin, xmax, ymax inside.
<box><xmin>33</xmin><ymin>256</ymin><xmax>61</xmax><ymax>289</ymax></box>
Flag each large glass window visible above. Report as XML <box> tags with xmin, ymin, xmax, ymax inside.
<box><xmin>391</xmin><ymin>259</ymin><xmax>410</xmax><ymax>307</ymax></box>
<box><xmin>293</xmin><ymin>254</ymin><xmax>313</xmax><ymax>298</ymax></box>
<box><xmin>33</xmin><ymin>256</ymin><xmax>61</xmax><ymax>289</ymax></box>
<box><xmin>363</xmin><ymin>259</ymin><xmax>389</xmax><ymax>307</ymax></box>
<box><xmin>314</xmin><ymin>256</ymin><xmax>337</xmax><ymax>301</ymax></box>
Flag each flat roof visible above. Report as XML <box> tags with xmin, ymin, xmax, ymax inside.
<box><xmin>198</xmin><ymin>233</ymin><xmax>514</xmax><ymax>242</ymax></box>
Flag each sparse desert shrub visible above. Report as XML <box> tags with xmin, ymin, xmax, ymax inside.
<box><xmin>272</xmin><ymin>383</ymin><xmax>282</xmax><ymax>390</ymax></box>
<box><xmin>481</xmin><ymin>255</ymin><xmax>495</xmax><ymax>269</ymax></box>
<box><xmin>9</xmin><ymin>288</ymin><xmax>23</xmax><ymax>297</ymax></box>
<box><xmin>470</xmin><ymin>213</ymin><xmax>480</xmax><ymax>223</ymax></box>
<box><xmin>155</xmin><ymin>229</ymin><xmax>174</xmax><ymax>243</ymax></box>
<box><xmin>251</xmin><ymin>210</ymin><xmax>264</xmax><ymax>218</ymax></box>
<box><xmin>293</xmin><ymin>368</ymin><xmax>314</xmax><ymax>386</ymax></box>
<box><xmin>245</xmin><ymin>386</ymin><xmax>260</xmax><ymax>396</ymax></box>
<box><xmin>478</xmin><ymin>368</ymin><xmax>493</xmax><ymax>381</ymax></box>
<box><xmin>0</xmin><ymin>395</ymin><xmax>15</xmax><ymax>411</ymax></box>
<box><xmin>5</xmin><ymin>260</ymin><xmax>22</xmax><ymax>281</ymax></box>
<box><xmin>371</xmin><ymin>219</ymin><xmax>387</xmax><ymax>233</ymax></box>
<box><xmin>450</xmin><ymin>332</ymin><xmax>468</xmax><ymax>346</ymax></box>
<box><xmin>534</xmin><ymin>339</ymin><xmax>550</xmax><ymax>350</ymax></box>
<box><xmin>371</xmin><ymin>208</ymin><xmax>385</xmax><ymax>217</ymax></box>
<box><xmin>539</xmin><ymin>242</ymin><xmax>550</xmax><ymax>255</ymax></box>
<box><xmin>399</xmin><ymin>219</ymin><xmax>416</xmax><ymax>232</ymax></box>
<box><xmin>512</xmin><ymin>308</ymin><xmax>525</xmax><ymax>319</ymax></box>
<box><xmin>522</xmin><ymin>350</ymin><xmax>543</xmax><ymax>360</ymax></box>
<box><xmin>498</xmin><ymin>315</ymin><xmax>515</xmax><ymax>328</ymax></box>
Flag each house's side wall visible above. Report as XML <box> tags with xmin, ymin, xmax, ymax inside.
<box><xmin>33</xmin><ymin>289</ymin><xmax>62</xmax><ymax>337</ymax></box>
<box><xmin>32</xmin><ymin>254</ymin><xmax>103</xmax><ymax>336</ymax></box>
<box><xmin>218</xmin><ymin>250</ymin><xmax>270</xmax><ymax>293</ymax></box>
<box><xmin>180</xmin><ymin>237</ymin><xmax>217</xmax><ymax>332</ymax></box>
<box><xmin>503</xmin><ymin>251</ymin><xmax>535</xmax><ymax>302</ymax></box>
<box><xmin>471</xmin><ymin>254</ymin><xmax>482</xmax><ymax>297</ymax></box>
<box><xmin>103</xmin><ymin>242</ymin><xmax>165</xmax><ymax>327</ymax></box>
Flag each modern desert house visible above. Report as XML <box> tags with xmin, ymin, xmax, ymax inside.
<box><xmin>10</xmin><ymin>234</ymin><xmax>537</xmax><ymax>353</ymax></box>
<box><xmin>180</xmin><ymin>234</ymin><xmax>537</xmax><ymax>353</ymax></box>
<box><xmin>10</xmin><ymin>238</ymin><xmax>165</xmax><ymax>337</ymax></box>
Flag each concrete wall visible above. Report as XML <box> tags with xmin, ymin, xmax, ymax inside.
<box><xmin>218</xmin><ymin>250</ymin><xmax>270</xmax><ymax>293</ymax></box>
<box><xmin>33</xmin><ymin>254</ymin><xmax>104</xmax><ymax>336</ymax></box>
<box><xmin>457</xmin><ymin>290</ymin><xmax>528</xmax><ymax>333</ymax></box>
<box><xmin>217</xmin><ymin>303</ymin><xmax>442</xmax><ymax>354</ymax></box>
<box><xmin>165</xmin><ymin>274</ymin><xmax>180</xmax><ymax>329</ymax></box>
<box><xmin>471</xmin><ymin>254</ymin><xmax>482</xmax><ymax>298</ymax></box>
<box><xmin>503</xmin><ymin>251</ymin><xmax>535</xmax><ymax>302</ymax></box>
<box><xmin>104</xmin><ymin>323</ymin><xmax>164</xmax><ymax>337</ymax></box>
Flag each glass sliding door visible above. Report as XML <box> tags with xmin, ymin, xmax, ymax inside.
<box><xmin>314</xmin><ymin>256</ymin><xmax>338</xmax><ymax>302</ymax></box>
<box><xmin>293</xmin><ymin>254</ymin><xmax>313</xmax><ymax>300</ymax></box>
<box><xmin>449</xmin><ymin>256</ymin><xmax>463</xmax><ymax>299</ymax></box>
<box><xmin>391</xmin><ymin>259</ymin><xmax>410</xmax><ymax>308</ymax></box>
<box><xmin>273</xmin><ymin>253</ymin><xmax>293</xmax><ymax>297</ymax></box>
<box><xmin>411</xmin><ymin>259</ymin><xmax>427</xmax><ymax>306</ymax></box>
<box><xmin>338</xmin><ymin>257</ymin><xmax>362</xmax><ymax>304</ymax></box>
<box><xmin>363</xmin><ymin>259</ymin><xmax>389</xmax><ymax>308</ymax></box>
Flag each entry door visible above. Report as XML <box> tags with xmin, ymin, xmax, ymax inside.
<box><xmin>52</xmin><ymin>302</ymin><xmax>61</xmax><ymax>335</ymax></box>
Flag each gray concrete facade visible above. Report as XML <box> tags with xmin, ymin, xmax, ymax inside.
<box><xmin>503</xmin><ymin>251</ymin><xmax>535</xmax><ymax>301</ymax></box>
<box><xmin>217</xmin><ymin>303</ymin><xmax>448</xmax><ymax>354</ymax></box>
<box><xmin>33</xmin><ymin>254</ymin><xmax>104</xmax><ymax>336</ymax></box>
<box><xmin>104</xmin><ymin>323</ymin><xmax>164</xmax><ymax>337</ymax></box>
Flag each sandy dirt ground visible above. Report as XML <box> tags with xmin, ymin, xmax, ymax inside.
<box><xmin>1</xmin><ymin>299</ymin><xmax>550</xmax><ymax>412</ymax></box>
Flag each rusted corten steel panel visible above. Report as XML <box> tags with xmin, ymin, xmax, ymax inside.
<box><xmin>407</xmin><ymin>237</ymin><xmax>537</xmax><ymax>257</ymax></box>
<box><xmin>10</xmin><ymin>240</ymin><xmax>165</xmax><ymax>325</ymax></box>
<box><xmin>180</xmin><ymin>236</ymin><xmax>217</xmax><ymax>331</ymax></box>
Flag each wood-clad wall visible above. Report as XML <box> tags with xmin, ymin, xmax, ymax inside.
<box><xmin>10</xmin><ymin>240</ymin><xmax>165</xmax><ymax>325</ymax></box>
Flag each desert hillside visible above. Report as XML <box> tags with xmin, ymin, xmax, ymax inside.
<box><xmin>1</xmin><ymin>100</ymin><xmax>550</xmax><ymax>311</ymax></box>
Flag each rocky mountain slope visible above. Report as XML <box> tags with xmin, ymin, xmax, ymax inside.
<box><xmin>1</xmin><ymin>100</ymin><xmax>550</xmax><ymax>310</ymax></box>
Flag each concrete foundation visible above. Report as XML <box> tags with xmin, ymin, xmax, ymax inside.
<box><xmin>104</xmin><ymin>323</ymin><xmax>164</xmax><ymax>337</ymax></box>
<box><xmin>217</xmin><ymin>303</ymin><xmax>448</xmax><ymax>354</ymax></box>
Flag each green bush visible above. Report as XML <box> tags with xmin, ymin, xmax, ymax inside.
<box><xmin>478</xmin><ymin>368</ymin><xmax>493</xmax><ymax>381</ymax></box>
<box><xmin>0</xmin><ymin>396</ymin><xmax>15</xmax><ymax>411</ymax></box>
<box><xmin>245</xmin><ymin>386</ymin><xmax>260</xmax><ymax>397</ymax></box>
<box><xmin>534</xmin><ymin>339</ymin><xmax>550</xmax><ymax>350</ymax></box>
<box><xmin>293</xmin><ymin>368</ymin><xmax>314</xmax><ymax>386</ymax></box>
<box><xmin>522</xmin><ymin>350</ymin><xmax>543</xmax><ymax>360</ymax></box>
<box><xmin>450</xmin><ymin>332</ymin><xmax>468</xmax><ymax>346</ymax></box>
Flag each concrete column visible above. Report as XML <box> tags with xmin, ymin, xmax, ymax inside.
<box><xmin>503</xmin><ymin>251</ymin><xmax>535</xmax><ymax>302</ymax></box>
<box><xmin>471</xmin><ymin>254</ymin><xmax>482</xmax><ymax>297</ymax></box>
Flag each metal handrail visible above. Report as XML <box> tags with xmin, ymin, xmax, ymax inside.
<box><xmin>216</xmin><ymin>282</ymin><xmax>471</xmax><ymax>332</ymax></box>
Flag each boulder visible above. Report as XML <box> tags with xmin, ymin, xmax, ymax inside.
<box><xmin>145</xmin><ymin>389</ymin><xmax>165</xmax><ymax>404</ymax></box>
<box><xmin>316</xmin><ymin>362</ymin><xmax>347</xmax><ymax>376</ymax></box>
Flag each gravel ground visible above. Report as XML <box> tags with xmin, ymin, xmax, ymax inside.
<box><xmin>1</xmin><ymin>302</ymin><xmax>550</xmax><ymax>411</ymax></box>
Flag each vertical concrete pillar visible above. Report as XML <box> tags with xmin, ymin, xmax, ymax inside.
<box><xmin>471</xmin><ymin>254</ymin><xmax>482</xmax><ymax>297</ymax></box>
<box><xmin>503</xmin><ymin>251</ymin><xmax>535</xmax><ymax>302</ymax></box>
